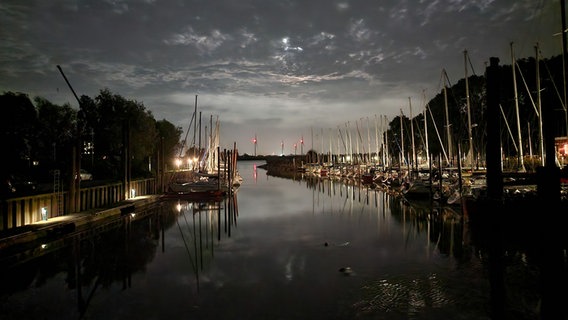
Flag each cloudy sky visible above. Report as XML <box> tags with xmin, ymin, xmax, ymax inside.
<box><xmin>0</xmin><ymin>0</ymin><xmax>563</xmax><ymax>155</ymax></box>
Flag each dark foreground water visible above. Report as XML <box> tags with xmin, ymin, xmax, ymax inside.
<box><xmin>1</xmin><ymin>160</ymin><xmax>566</xmax><ymax>319</ymax></box>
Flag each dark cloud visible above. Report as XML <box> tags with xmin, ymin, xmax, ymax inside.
<box><xmin>0</xmin><ymin>0</ymin><xmax>561</xmax><ymax>155</ymax></box>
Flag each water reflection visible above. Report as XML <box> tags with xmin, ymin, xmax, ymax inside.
<box><xmin>0</xmin><ymin>194</ymin><xmax>238</xmax><ymax>319</ymax></box>
<box><xmin>270</xmin><ymin>169</ymin><xmax>568</xmax><ymax>319</ymax></box>
<box><xmin>295</xmin><ymin>174</ymin><xmax>461</xmax><ymax>249</ymax></box>
<box><xmin>1</xmin><ymin>161</ymin><xmax>567</xmax><ymax>319</ymax></box>
<box><xmin>169</xmin><ymin>196</ymin><xmax>239</xmax><ymax>292</ymax></box>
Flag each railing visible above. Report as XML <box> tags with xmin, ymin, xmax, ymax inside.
<box><xmin>0</xmin><ymin>178</ymin><xmax>157</xmax><ymax>232</ymax></box>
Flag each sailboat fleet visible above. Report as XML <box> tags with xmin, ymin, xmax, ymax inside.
<box><xmin>294</xmin><ymin>48</ymin><xmax>568</xmax><ymax>210</ymax></box>
<box><xmin>165</xmin><ymin>95</ymin><xmax>242</xmax><ymax>199</ymax></box>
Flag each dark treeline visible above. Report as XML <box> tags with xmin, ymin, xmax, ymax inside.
<box><xmin>0</xmin><ymin>88</ymin><xmax>183</xmax><ymax>187</ymax></box>
<box><xmin>388</xmin><ymin>53</ymin><xmax>566</xmax><ymax>171</ymax></box>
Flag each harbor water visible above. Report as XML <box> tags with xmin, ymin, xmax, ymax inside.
<box><xmin>0</xmin><ymin>160</ymin><xmax>563</xmax><ymax>319</ymax></box>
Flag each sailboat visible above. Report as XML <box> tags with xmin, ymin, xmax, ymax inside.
<box><xmin>165</xmin><ymin>97</ymin><xmax>238</xmax><ymax>199</ymax></box>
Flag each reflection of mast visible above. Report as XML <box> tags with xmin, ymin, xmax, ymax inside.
<box><xmin>177</xmin><ymin>205</ymin><xmax>199</xmax><ymax>290</ymax></box>
<box><xmin>173</xmin><ymin>194</ymin><xmax>239</xmax><ymax>293</ymax></box>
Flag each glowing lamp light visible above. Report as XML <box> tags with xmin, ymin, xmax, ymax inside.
<box><xmin>41</xmin><ymin>207</ymin><xmax>48</xmax><ymax>221</ymax></box>
<box><xmin>130</xmin><ymin>188</ymin><xmax>136</xmax><ymax>198</ymax></box>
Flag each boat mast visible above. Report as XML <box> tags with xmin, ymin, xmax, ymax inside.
<box><xmin>383</xmin><ymin>115</ymin><xmax>389</xmax><ymax>169</ymax></box>
<box><xmin>528</xmin><ymin>122</ymin><xmax>533</xmax><ymax>158</ymax></box>
<box><xmin>464</xmin><ymin>50</ymin><xmax>474</xmax><ymax>172</ymax></box>
<box><xmin>422</xmin><ymin>91</ymin><xmax>430</xmax><ymax>168</ymax></box>
<box><xmin>400</xmin><ymin>109</ymin><xmax>405</xmax><ymax>168</ymax></box>
<box><xmin>374</xmin><ymin>115</ymin><xmax>380</xmax><ymax>166</ymax></box>
<box><xmin>562</xmin><ymin>0</ymin><xmax>568</xmax><ymax>136</ymax></box>
<box><xmin>409</xmin><ymin>97</ymin><xmax>417</xmax><ymax>173</ymax></box>
<box><xmin>345</xmin><ymin>121</ymin><xmax>353</xmax><ymax>164</ymax></box>
<box><xmin>311</xmin><ymin>127</ymin><xmax>314</xmax><ymax>163</ymax></box>
<box><xmin>442</xmin><ymin>69</ymin><xmax>453</xmax><ymax>166</ymax></box>
<box><xmin>355</xmin><ymin>121</ymin><xmax>363</xmax><ymax>164</ymax></box>
<box><xmin>511</xmin><ymin>42</ymin><xmax>526</xmax><ymax>172</ymax></box>
<box><xmin>321</xmin><ymin>128</ymin><xmax>325</xmax><ymax>164</ymax></box>
<box><xmin>536</xmin><ymin>43</ymin><xmax>545</xmax><ymax>166</ymax></box>
<box><xmin>193</xmin><ymin>95</ymin><xmax>198</xmax><ymax>155</ymax></box>
<box><xmin>329</xmin><ymin>128</ymin><xmax>333</xmax><ymax>166</ymax></box>
<box><xmin>367</xmin><ymin>117</ymin><xmax>371</xmax><ymax>165</ymax></box>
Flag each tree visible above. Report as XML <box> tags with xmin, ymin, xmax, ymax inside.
<box><xmin>0</xmin><ymin>92</ymin><xmax>39</xmax><ymax>176</ymax></box>
<box><xmin>34</xmin><ymin>97</ymin><xmax>77</xmax><ymax>180</ymax></box>
<box><xmin>156</xmin><ymin>119</ymin><xmax>184</xmax><ymax>170</ymax></box>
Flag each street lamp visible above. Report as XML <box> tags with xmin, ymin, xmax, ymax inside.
<box><xmin>252</xmin><ymin>134</ymin><xmax>257</xmax><ymax>156</ymax></box>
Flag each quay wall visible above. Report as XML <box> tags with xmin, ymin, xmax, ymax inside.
<box><xmin>0</xmin><ymin>178</ymin><xmax>158</xmax><ymax>232</ymax></box>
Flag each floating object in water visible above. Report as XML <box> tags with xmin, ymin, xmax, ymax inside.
<box><xmin>338</xmin><ymin>267</ymin><xmax>353</xmax><ymax>275</ymax></box>
<box><xmin>324</xmin><ymin>241</ymin><xmax>350</xmax><ymax>247</ymax></box>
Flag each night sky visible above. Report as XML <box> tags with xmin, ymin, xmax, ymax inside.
<box><xmin>0</xmin><ymin>0</ymin><xmax>563</xmax><ymax>155</ymax></box>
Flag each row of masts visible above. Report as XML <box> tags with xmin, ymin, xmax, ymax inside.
<box><xmin>305</xmin><ymin>45</ymin><xmax>566</xmax><ymax>174</ymax></box>
<box><xmin>177</xmin><ymin>95</ymin><xmax>223</xmax><ymax>173</ymax></box>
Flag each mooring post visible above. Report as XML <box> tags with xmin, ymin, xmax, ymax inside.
<box><xmin>485</xmin><ymin>57</ymin><xmax>506</xmax><ymax>320</ymax></box>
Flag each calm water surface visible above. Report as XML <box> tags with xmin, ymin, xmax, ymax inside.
<box><xmin>0</xmin><ymin>160</ymin><xmax>557</xmax><ymax>319</ymax></box>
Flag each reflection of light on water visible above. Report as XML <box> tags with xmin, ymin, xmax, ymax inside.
<box><xmin>284</xmin><ymin>254</ymin><xmax>306</xmax><ymax>281</ymax></box>
<box><xmin>354</xmin><ymin>274</ymin><xmax>450</xmax><ymax>316</ymax></box>
<box><xmin>285</xmin><ymin>256</ymin><xmax>294</xmax><ymax>281</ymax></box>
